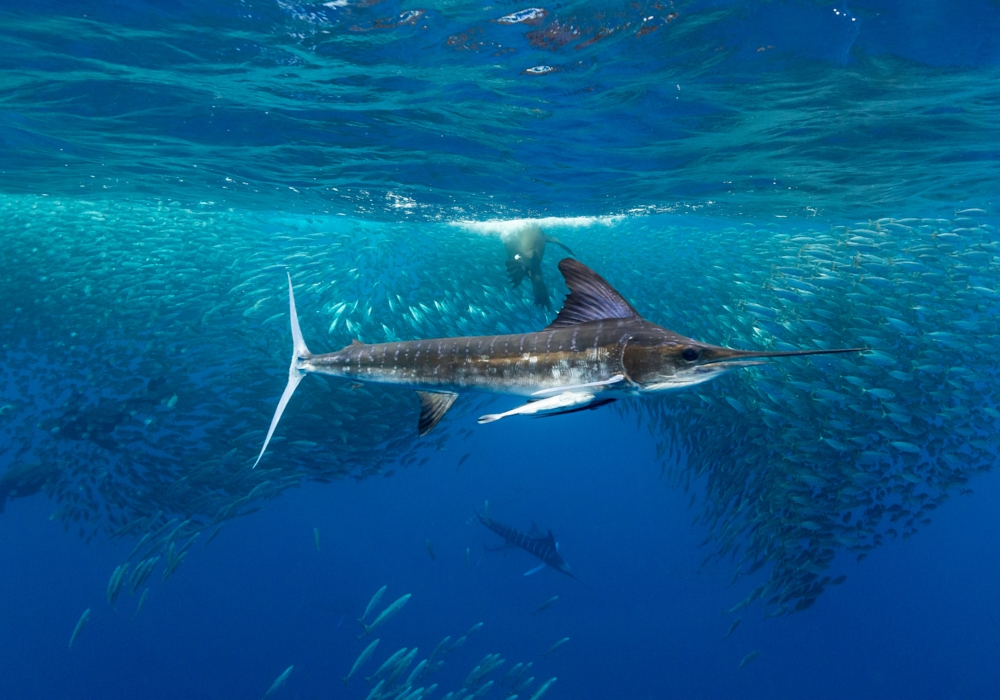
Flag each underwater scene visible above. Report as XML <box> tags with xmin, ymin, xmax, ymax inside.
<box><xmin>2</xmin><ymin>1</ymin><xmax>1000</xmax><ymax>698</ymax></box>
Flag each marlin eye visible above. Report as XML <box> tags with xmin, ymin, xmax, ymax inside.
<box><xmin>682</xmin><ymin>347</ymin><xmax>700</xmax><ymax>362</ymax></box>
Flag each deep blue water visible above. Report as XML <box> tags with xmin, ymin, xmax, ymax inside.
<box><xmin>2</xmin><ymin>1</ymin><xmax>1000</xmax><ymax>699</ymax></box>
<box><xmin>4</xmin><ymin>423</ymin><xmax>1000</xmax><ymax>699</ymax></box>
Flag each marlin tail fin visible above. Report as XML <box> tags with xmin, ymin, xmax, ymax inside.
<box><xmin>252</xmin><ymin>273</ymin><xmax>311</xmax><ymax>469</ymax></box>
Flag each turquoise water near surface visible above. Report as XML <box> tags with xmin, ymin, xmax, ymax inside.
<box><xmin>3</xmin><ymin>1</ymin><xmax>999</xmax><ymax>218</ymax></box>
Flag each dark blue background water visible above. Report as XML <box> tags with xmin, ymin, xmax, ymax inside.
<box><xmin>3</xmin><ymin>416</ymin><xmax>1000</xmax><ymax>698</ymax></box>
<box><xmin>2</xmin><ymin>1</ymin><xmax>1000</xmax><ymax>699</ymax></box>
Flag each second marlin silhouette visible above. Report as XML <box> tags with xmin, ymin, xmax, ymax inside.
<box><xmin>477</xmin><ymin>502</ymin><xmax>580</xmax><ymax>582</ymax></box>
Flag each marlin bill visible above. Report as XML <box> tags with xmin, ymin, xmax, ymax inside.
<box><xmin>253</xmin><ymin>259</ymin><xmax>864</xmax><ymax>466</ymax></box>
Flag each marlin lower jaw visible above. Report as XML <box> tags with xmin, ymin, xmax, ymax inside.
<box><xmin>638</xmin><ymin>360</ymin><xmax>768</xmax><ymax>393</ymax></box>
<box><xmin>640</xmin><ymin>375</ymin><xmax>726</xmax><ymax>392</ymax></box>
<box><xmin>700</xmin><ymin>359</ymin><xmax>770</xmax><ymax>370</ymax></box>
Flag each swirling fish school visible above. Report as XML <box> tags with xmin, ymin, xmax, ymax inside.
<box><xmin>2</xmin><ymin>195</ymin><xmax>998</xmax><ymax>621</ymax></box>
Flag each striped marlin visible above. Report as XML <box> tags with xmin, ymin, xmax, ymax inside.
<box><xmin>476</xmin><ymin>507</ymin><xmax>577</xmax><ymax>580</ymax></box>
<box><xmin>253</xmin><ymin>259</ymin><xmax>864</xmax><ymax>466</ymax></box>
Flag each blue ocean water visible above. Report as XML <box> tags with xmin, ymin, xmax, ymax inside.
<box><xmin>2</xmin><ymin>1</ymin><xmax>1000</xmax><ymax>699</ymax></box>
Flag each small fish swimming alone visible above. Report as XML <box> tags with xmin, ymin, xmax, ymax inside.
<box><xmin>361</xmin><ymin>585</ymin><xmax>387</xmax><ymax>622</ymax></box>
<box><xmin>723</xmin><ymin>616</ymin><xmax>742</xmax><ymax>640</ymax></box>
<box><xmin>540</xmin><ymin>638</ymin><xmax>569</xmax><ymax>659</ymax></box>
<box><xmin>477</xmin><ymin>506</ymin><xmax>579</xmax><ymax>581</ymax></box>
<box><xmin>252</xmin><ymin>260</ymin><xmax>864</xmax><ymax>467</ymax></box>
<box><xmin>359</xmin><ymin>593</ymin><xmax>411</xmax><ymax>637</ymax></box>
<box><xmin>313</xmin><ymin>527</ymin><xmax>320</xmax><ymax>552</ymax></box>
<box><xmin>531</xmin><ymin>595</ymin><xmax>559</xmax><ymax>616</ymax></box>
<box><xmin>342</xmin><ymin>638</ymin><xmax>380</xmax><ymax>685</ymax></box>
<box><xmin>425</xmin><ymin>539</ymin><xmax>436</xmax><ymax>561</ymax></box>
<box><xmin>68</xmin><ymin>608</ymin><xmax>91</xmax><ymax>649</ymax></box>
<box><xmin>204</xmin><ymin>524</ymin><xmax>224</xmax><ymax>548</ymax></box>
<box><xmin>263</xmin><ymin>665</ymin><xmax>294</xmax><ymax>698</ymax></box>
<box><xmin>132</xmin><ymin>588</ymin><xmax>150</xmax><ymax>620</ymax></box>
<box><xmin>738</xmin><ymin>650</ymin><xmax>761</xmax><ymax>669</ymax></box>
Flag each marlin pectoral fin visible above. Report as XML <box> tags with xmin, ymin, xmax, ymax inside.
<box><xmin>477</xmin><ymin>391</ymin><xmax>597</xmax><ymax>424</ymax></box>
<box><xmin>416</xmin><ymin>391</ymin><xmax>459</xmax><ymax>437</ymax></box>
<box><xmin>524</xmin><ymin>563</ymin><xmax>546</xmax><ymax>577</ymax></box>
<box><xmin>531</xmin><ymin>375</ymin><xmax>624</xmax><ymax>397</ymax></box>
<box><xmin>533</xmin><ymin>397</ymin><xmax>616</xmax><ymax>418</ymax></box>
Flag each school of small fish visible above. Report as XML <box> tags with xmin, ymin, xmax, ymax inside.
<box><xmin>620</xmin><ymin>211</ymin><xmax>999</xmax><ymax>615</ymax></box>
<box><xmin>333</xmin><ymin>586</ymin><xmax>559</xmax><ymax>700</ymax></box>
<box><xmin>1</xmin><ymin>194</ymin><xmax>997</xmax><ymax>628</ymax></box>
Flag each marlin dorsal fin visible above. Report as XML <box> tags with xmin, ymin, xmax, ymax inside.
<box><xmin>546</xmin><ymin>259</ymin><xmax>641</xmax><ymax>329</ymax></box>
